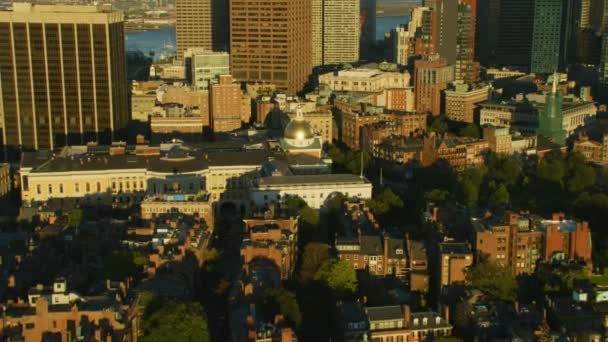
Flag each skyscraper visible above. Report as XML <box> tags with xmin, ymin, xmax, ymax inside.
<box><xmin>475</xmin><ymin>0</ymin><xmax>500</xmax><ymax>65</ymax></box>
<box><xmin>531</xmin><ymin>0</ymin><xmax>581</xmax><ymax>74</ymax></box>
<box><xmin>530</xmin><ymin>0</ymin><xmax>564</xmax><ymax>73</ymax></box>
<box><xmin>229</xmin><ymin>0</ymin><xmax>312</xmax><ymax>94</ymax></box>
<box><xmin>359</xmin><ymin>0</ymin><xmax>377</xmax><ymax>57</ymax></box>
<box><xmin>456</xmin><ymin>0</ymin><xmax>479</xmax><ymax>82</ymax></box>
<box><xmin>600</xmin><ymin>0</ymin><xmax>608</xmax><ymax>83</ymax></box>
<box><xmin>176</xmin><ymin>0</ymin><xmax>227</xmax><ymax>59</ymax></box>
<box><xmin>312</xmin><ymin>0</ymin><xmax>360</xmax><ymax>66</ymax></box>
<box><xmin>495</xmin><ymin>0</ymin><xmax>535</xmax><ymax>69</ymax></box>
<box><xmin>431</xmin><ymin>0</ymin><xmax>458</xmax><ymax>65</ymax></box>
<box><xmin>0</xmin><ymin>3</ymin><xmax>128</xmax><ymax>150</ymax></box>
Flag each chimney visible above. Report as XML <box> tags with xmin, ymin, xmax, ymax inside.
<box><xmin>432</xmin><ymin>207</ymin><xmax>439</xmax><ymax>223</ymax></box>
<box><xmin>443</xmin><ymin>304</ymin><xmax>450</xmax><ymax>323</ymax></box>
<box><xmin>383</xmin><ymin>235</ymin><xmax>389</xmax><ymax>274</ymax></box>
<box><xmin>281</xmin><ymin>328</ymin><xmax>294</xmax><ymax>342</ymax></box>
<box><xmin>403</xmin><ymin>304</ymin><xmax>411</xmax><ymax>327</ymax></box>
<box><xmin>7</xmin><ymin>274</ymin><xmax>15</xmax><ymax>288</ymax></box>
<box><xmin>514</xmin><ymin>301</ymin><xmax>520</xmax><ymax>313</ymax></box>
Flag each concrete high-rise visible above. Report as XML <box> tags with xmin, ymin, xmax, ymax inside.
<box><xmin>429</xmin><ymin>0</ymin><xmax>477</xmax><ymax>82</ymax></box>
<box><xmin>431</xmin><ymin>0</ymin><xmax>458</xmax><ymax>65</ymax></box>
<box><xmin>0</xmin><ymin>3</ymin><xmax>128</xmax><ymax>150</ymax></box>
<box><xmin>176</xmin><ymin>0</ymin><xmax>228</xmax><ymax>59</ymax></box>
<box><xmin>312</xmin><ymin>0</ymin><xmax>360</xmax><ymax>66</ymax></box>
<box><xmin>229</xmin><ymin>0</ymin><xmax>312</xmax><ymax>94</ymax></box>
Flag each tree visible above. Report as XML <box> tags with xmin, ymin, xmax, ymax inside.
<box><xmin>487</xmin><ymin>153</ymin><xmax>521</xmax><ymax>187</ymax></box>
<box><xmin>459</xmin><ymin>124</ymin><xmax>480</xmax><ymax>139</ymax></box>
<box><xmin>366</xmin><ymin>187</ymin><xmax>404</xmax><ymax>226</ymax></box>
<box><xmin>283</xmin><ymin>195</ymin><xmax>307</xmax><ymax>211</ymax></box>
<box><xmin>566</xmin><ymin>163</ymin><xmax>596</xmax><ymax>194</ymax></box>
<box><xmin>262</xmin><ymin>288</ymin><xmax>302</xmax><ymax>327</ymax></box>
<box><xmin>430</xmin><ymin>115</ymin><xmax>448</xmax><ymax>135</ymax></box>
<box><xmin>67</xmin><ymin>209</ymin><xmax>83</xmax><ymax>228</ymax></box>
<box><xmin>141</xmin><ymin>300</ymin><xmax>210</xmax><ymax>342</ymax></box>
<box><xmin>97</xmin><ymin>250</ymin><xmax>142</xmax><ymax>281</ymax></box>
<box><xmin>424</xmin><ymin>189</ymin><xmax>450</xmax><ymax>204</ymax></box>
<box><xmin>315</xmin><ymin>259</ymin><xmax>358</xmax><ymax>297</ymax></box>
<box><xmin>465</xmin><ymin>262</ymin><xmax>517</xmax><ymax>301</ymax></box>
<box><xmin>299</xmin><ymin>242</ymin><xmax>332</xmax><ymax>283</ymax></box>
<box><xmin>458</xmin><ymin>167</ymin><xmax>486</xmax><ymax>208</ymax></box>
<box><xmin>345</xmin><ymin>150</ymin><xmax>371</xmax><ymax>175</ymax></box>
<box><xmin>488</xmin><ymin>182</ymin><xmax>509</xmax><ymax>207</ymax></box>
<box><xmin>537</xmin><ymin>156</ymin><xmax>565</xmax><ymax>187</ymax></box>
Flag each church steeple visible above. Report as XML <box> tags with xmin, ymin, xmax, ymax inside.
<box><xmin>538</xmin><ymin>72</ymin><xmax>566</xmax><ymax>145</ymax></box>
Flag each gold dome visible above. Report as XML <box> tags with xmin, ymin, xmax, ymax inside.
<box><xmin>284</xmin><ymin>119</ymin><xmax>315</xmax><ymax>141</ymax></box>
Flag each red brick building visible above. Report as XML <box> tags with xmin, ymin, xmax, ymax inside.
<box><xmin>241</xmin><ymin>212</ymin><xmax>299</xmax><ymax>280</ymax></box>
<box><xmin>421</xmin><ymin>134</ymin><xmax>489</xmax><ymax>171</ymax></box>
<box><xmin>438</xmin><ymin>242</ymin><xmax>473</xmax><ymax>289</ymax></box>
<box><xmin>474</xmin><ymin>212</ymin><xmax>593</xmax><ymax>275</ymax></box>
<box><xmin>414</xmin><ymin>56</ymin><xmax>454</xmax><ymax>116</ymax></box>
<box><xmin>543</xmin><ymin>213</ymin><xmax>592</xmax><ymax>266</ymax></box>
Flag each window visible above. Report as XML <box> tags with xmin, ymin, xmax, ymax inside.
<box><xmin>86</xmin><ymin>182</ymin><xmax>90</xmax><ymax>192</ymax></box>
<box><xmin>59</xmin><ymin>184</ymin><xmax>63</xmax><ymax>193</ymax></box>
<box><xmin>37</xmin><ymin>184</ymin><xmax>41</xmax><ymax>194</ymax></box>
<box><xmin>48</xmin><ymin>184</ymin><xmax>53</xmax><ymax>194</ymax></box>
<box><xmin>97</xmin><ymin>182</ymin><xmax>101</xmax><ymax>192</ymax></box>
<box><xmin>25</xmin><ymin>323</ymin><xmax>35</xmax><ymax>330</ymax></box>
<box><xmin>75</xmin><ymin>183</ymin><xmax>79</xmax><ymax>192</ymax></box>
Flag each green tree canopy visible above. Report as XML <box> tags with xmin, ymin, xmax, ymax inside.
<box><xmin>315</xmin><ymin>259</ymin><xmax>358</xmax><ymax>298</ymax></box>
<box><xmin>459</xmin><ymin>123</ymin><xmax>480</xmax><ymax>139</ymax></box>
<box><xmin>67</xmin><ymin>209</ymin><xmax>83</xmax><ymax>228</ymax></box>
<box><xmin>97</xmin><ymin>250</ymin><xmax>147</xmax><ymax>281</ymax></box>
<box><xmin>299</xmin><ymin>242</ymin><xmax>332</xmax><ymax>283</ymax></box>
<box><xmin>465</xmin><ymin>262</ymin><xmax>517</xmax><ymax>301</ymax></box>
<box><xmin>487</xmin><ymin>153</ymin><xmax>521</xmax><ymax>187</ymax></box>
<box><xmin>141</xmin><ymin>299</ymin><xmax>210</xmax><ymax>342</ymax></box>
<box><xmin>488</xmin><ymin>182</ymin><xmax>510</xmax><ymax>207</ymax></box>
<box><xmin>366</xmin><ymin>187</ymin><xmax>404</xmax><ymax>226</ymax></box>
<box><xmin>430</xmin><ymin>115</ymin><xmax>448</xmax><ymax>135</ymax></box>
<box><xmin>537</xmin><ymin>156</ymin><xmax>566</xmax><ymax>187</ymax></box>
<box><xmin>261</xmin><ymin>288</ymin><xmax>302</xmax><ymax>327</ymax></box>
<box><xmin>424</xmin><ymin>189</ymin><xmax>450</xmax><ymax>204</ymax></box>
<box><xmin>565</xmin><ymin>153</ymin><xmax>596</xmax><ymax>194</ymax></box>
<box><xmin>458</xmin><ymin>166</ymin><xmax>486</xmax><ymax>208</ymax></box>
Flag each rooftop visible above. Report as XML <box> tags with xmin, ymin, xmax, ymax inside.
<box><xmin>366</xmin><ymin>305</ymin><xmax>404</xmax><ymax>322</ymax></box>
<box><xmin>439</xmin><ymin>242</ymin><xmax>472</xmax><ymax>255</ymax></box>
<box><xmin>257</xmin><ymin>174</ymin><xmax>368</xmax><ymax>187</ymax></box>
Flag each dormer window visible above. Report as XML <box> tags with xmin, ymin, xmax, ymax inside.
<box><xmin>396</xmin><ymin>249</ymin><xmax>403</xmax><ymax>255</ymax></box>
<box><xmin>423</xmin><ymin>318</ymin><xmax>428</xmax><ymax>326</ymax></box>
<box><xmin>413</xmin><ymin>318</ymin><xmax>419</xmax><ymax>326</ymax></box>
<box><xmin>436</xmin><ymin>317</ymin><xmax>441</xmax><ymax>325</ymax></box>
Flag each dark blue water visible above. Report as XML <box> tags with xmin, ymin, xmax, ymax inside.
<box><xmin>376</xmin><ymin>16</ymin><xmax>409</xmax><ymax>41</ymax></box>
<box><xmin>126</xmin><ymin>26</ymin><xmax>176</xmax><ymax>60</ymax></box>
<box><xmin>125</xmin><ymin>17</ymin><xmax>410</xmax><ymax>59</ymax></box>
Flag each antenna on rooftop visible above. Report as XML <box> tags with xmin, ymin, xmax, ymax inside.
<box><xmin>360</xmin><ymin>152</ymin><xmax>364</xmax><ymax>179</ymax></box>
